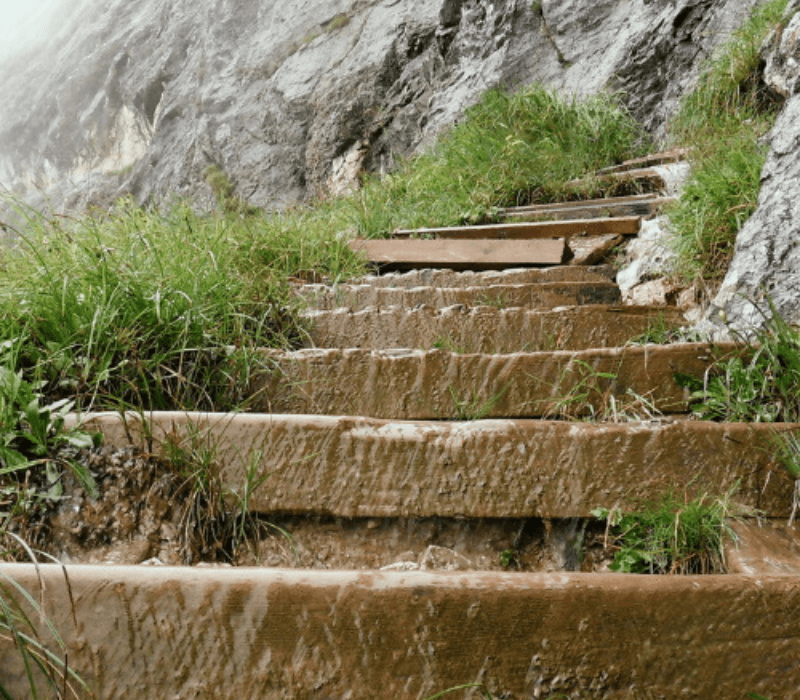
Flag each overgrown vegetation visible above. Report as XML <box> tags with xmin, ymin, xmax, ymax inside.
<box><xmin>0</xmin><ymin>84</ymin><xmax>646</xmax><ymax>418</ymax></box>
<box><xmin>351</xmin><ymin>85</ymin><xmax>649</xmax><ymax>235</ymax></box>
<box><xmin>676</xmin><ymin>301</ymin><xmax>800</xmax><ymax>423</ymax></box>
<box><xmin>668</xmin><ymin>0</ymin><xmax>790</xmax><ymax>282</ymax></box>
<box><xmin>0</xmin><ymin>197</ymin><xmax>361</xmax><ymax>414</ymax></box>
<box><xmin>592</xmin><ymin>488</ymin><xmax>743</xmax><ymax>575</ymax></box>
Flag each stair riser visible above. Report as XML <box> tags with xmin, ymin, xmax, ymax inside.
<box><xmin>304</xmin><ymin>306</ymin><xmax>686</xmax><ymax>352</ymax></box>
<box><xmin>70</xmin><ymin>412</ymin><xmax>796</xmax><ymax>519</ymax></box>
<box><xmin>341</xmin><ymin>265</ymin><xmax>615</xmax><ymax>289</ymax></box>
<box><xmin>295</xmin><ymin>281</ymin><xmax>621</xmax><ymax>311</ymax></box>
<box><xmin>253</xmin><ymin>344</ymin><xmax>733</xmax><ymax>419</ymax></box>
<box><xmin>2</xmin><ymin>565</ymin><xmax>798</xmax><ymax>700</ymax></box>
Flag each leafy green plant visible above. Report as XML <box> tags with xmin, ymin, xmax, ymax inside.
<box><xmin>591</xmin><ymin>488</ymin><xmax>743</xmax><ymax>574</ymax></box>
<box><xmin>0</xmin><ymin>341</ymin><xmax>99</xmax><ymax>543</ymax></box>
<box><xmin>668</xmin><ymin>0</ymin><xmax>789</xmax><ymax>281</ymax></box>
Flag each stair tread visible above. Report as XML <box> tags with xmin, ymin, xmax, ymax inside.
<box><xmin>72</xmin><ymin>411</ymin><xmax>795</xmax><ymax>519</ymax></box>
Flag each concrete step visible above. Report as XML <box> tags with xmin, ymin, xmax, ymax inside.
<box><xmin>294</xmin><ymin>279</ymin><xmax>622</xmax><ymax>311</ymax></box>
<box><xmin>340</xmin><ymin>264</ymin><xmax>615</xmax><ymax>289</ymax></box>
<box><xmin>252</xmin><ymin>343</ymin><xmax>734</xmax><ymax>419</ymax></box>
<box><xmin>69</xmin><ymin>411</ymin><xmax>796</xmax><ymax>519</ymax></box>
<box><xmin>303</xmin><ymin>304</ymin><xmax>687</xmax><ymax>352</ymax></box>
<box><xmin>2</xmin><ymin>564</ymin><xmax>798</xmax><ymax>700</ymax></box>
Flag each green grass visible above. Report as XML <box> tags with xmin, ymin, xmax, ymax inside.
<box><xmin>348</xmin><ymin>84</ymin><xmax>650</xmax><ymax>236</ymax></box>
<box><xmin>0</xmin><ymin>197</ymin><xmax>363</xmax><ymax>413</ymax></box>
<box><xmin>668</xmin><ymin>0</ymin><xmax>790</xmax><ymax>281</ymax></box>
<box><xmin>0</xmin><ymin>83</ymin><xmax>648</xmax><ymax>416</ymax></box>
<box><xmin>676</xmin><ymin>300</ymin><xmax>800</xmax><ymax>423</ymax></box>
<box><xmin>592</xmin><ymin>487</ymin><xmax>743</xmax><ymax>575</ymax></box>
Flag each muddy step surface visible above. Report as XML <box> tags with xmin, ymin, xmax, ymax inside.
<box><xmin>69</xmin><ymin>411</ymin><xmax>795</xmax><ymax>520</ymax></box>
<box><xmin>303</xmin><ymin>304</ymin><xmax>686</xmax><ymax>352</ymax></box>
<box><xmin>294</xmin><ymin>279</ymin><xmax>622</xmax><ymax>311</ymax></box>
<box><xmin>338</xmin><ymin>264</ymin><xmax>616</xmax><ymax>288</ymax></box>
<box><xmin>252</xmin><ymin>343</ymin><xmax>734</xmax><ymax>419</ymax></box>
<box><xmin>3</xmin><ymin>565</ymin><xmax>798</xmax><ymax>700</ymax></box>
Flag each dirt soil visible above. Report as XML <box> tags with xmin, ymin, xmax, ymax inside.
<box><xmin>1</xmin><ymin>446</ymin><xmax>612</xmax><ymax>571</ymax></box>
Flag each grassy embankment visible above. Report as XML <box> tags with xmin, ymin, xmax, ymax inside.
<box><xmin>667</xmin><ymin>0</ymin><xmax>789</xmax><ymax>283</ymax></box>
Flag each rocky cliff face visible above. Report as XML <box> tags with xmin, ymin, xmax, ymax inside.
<box><xmin>0</xmin><ymin>0</ymin><xmax>760</xmax><ymax>212</ymax></box>
<box><xmin>708</xmin><ymin>1</ymin><xmax>800</xmax><ymax>331</ymax></box>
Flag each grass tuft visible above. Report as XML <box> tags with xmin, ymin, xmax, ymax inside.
<box><xmin>592</xmin><ymin>487</ymin><xmax>744</xmax><ymax>575</ymax></box>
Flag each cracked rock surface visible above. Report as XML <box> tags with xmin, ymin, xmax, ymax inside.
<box><xmin>0</xmin><ymin>0</ymin><xmax>760</xmax><ymax>211</ymax></box>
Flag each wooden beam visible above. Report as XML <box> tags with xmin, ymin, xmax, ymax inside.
<box><xmin>349</xmin><ymin>238</ymin><xmax>567</xmax><ymax>270</ymax></box>
<box><xmin>392</xmin><ymin>216</ymin><xmax>640</xmax><ymax>239</ymax></box>
<box><xmin>501</xmin><ymin>197</ymin><xmax>674</xmax><ymax>222</ymax></box>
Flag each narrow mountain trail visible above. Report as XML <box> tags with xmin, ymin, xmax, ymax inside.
<box><xmin>2</xmin><ymin>151</ymin><xmax>799</xmax><ymax>700</ymax></box>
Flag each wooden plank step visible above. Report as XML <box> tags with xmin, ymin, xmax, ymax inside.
<box><xmin>349</xmin><ymin>238</ymin><xmax>566</xmax><ymax>270</ymax></box>
<box><xmin>503</xmin><ymin>193</ymin><xmax>657</xmax><ymax>212</ymax></box>
<box><xmin>252</xmin><ymin>343</ymin><xmax>737</xmax><ymax>419</ymax></box>
<box><xmin>4</xmin><ymin>564</ymin><xmax>800</xmax><ymax>700</ymax></box>
<box><xmin>595</xmin><ymin>147</ymin><xmax>691</xmax><ymax>175</ymax></box>
<box><xmin>71</xmin><ymin>411</ymin><xmax>796</xmax><ymax>519</ymax></box>
<box><xmin>294</xmin><ymin>280</ymin><xmax>621</xmax><ymax>311</ymax></box>
<box><xmin>303</xmin><ymin>304</ymin><xmax>687</xmax><ymax>353</ymax></box>
<box><xmin>571</xmin><ymin>166</ymin><xmax>667</xmax><ymax>191</ymax></box>
<box><xmin>500</xmin><ymin>196</ymin><xmax>674</xmax><ymax>222</ymax></box>
<box><xmin>388</xmin><ymin>216</ymin><xmax>640</xmax><ymax>239</ymax></box>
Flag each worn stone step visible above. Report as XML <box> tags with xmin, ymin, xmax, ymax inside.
<box><xmin>350</xmin><ymin>237</ymin><xmax>568</xmax><ymax>270</ymax></box>
<box><xmin>388</xmin><ymin>215</ymin><xmax>641</xmax><ymax>239</ymax></box>
<box><xmin>500</xmin><ymin>195</ymin><xmax>674</xmax><ymax>222</ymax></box>
<box><xmin>294</xmin><ymin>279</ymin><xmax>621</xmax><ymax>311</ymax></box>
<box><xmin>303</xmin><ymin>304</ymin><xmax>686</xmax><ymax>352</ymax></box>
<box><xmin>341</xmin><ymin>264</ymin><xmax>615</xmax><ymax>289</ymax></box>
<box><xmin>69</xmin><ymin>412</ymin><xmax>796</xmax><ymax>519</ymax></box>
<box><xmin>252</xmin><ymin>343</ymin><xmax>734</xmax><ymax>419</ymax></box>
<box><xmin>3</xmin><ymin>564</ymin><xmax>798</xmax><ymax>700</ymax></box>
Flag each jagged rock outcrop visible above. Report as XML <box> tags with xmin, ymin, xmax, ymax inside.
<box><xmin>0</xmin><ymin>0</ymin><xmax>760</xmax><ymax>212</ymax></box>
<box><xmin>708</xmin><ymin>1</ymin><xmax>800</xmax><ymax>332</ymax></box>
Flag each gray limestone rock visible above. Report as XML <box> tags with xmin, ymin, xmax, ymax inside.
<box><xmin>0</xmin><ymin>0</ymin><xmax>769</xmax><ymax>212</ymax></box>
<box><xmin>763</xmin><ymin>0</ymin><xmax>800</xmax><ymax>99</ymax></box>
<box><xmin>707</xmin><ymin>91</ymin><xmax>800</xmax><ymax>333</ymax></box>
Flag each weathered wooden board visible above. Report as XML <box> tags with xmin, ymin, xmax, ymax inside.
<box><xmin>595</xmin><ymin>147</ymin><xmax>690</xmax><ymax>174</ymax></box>
<box><xmin>501</xmin><ymin>196</ymin><xmax>674</xmax><ymax>221</ymax></box>
<box><xmin>391</xmin><ymin>216</ymin><xmax>640</xmax><ymax>240</ymax></box>
<box><xmin>350</xmin><ymin>237</ymin><xmax>567</xmax><ymax>269</ymax></box>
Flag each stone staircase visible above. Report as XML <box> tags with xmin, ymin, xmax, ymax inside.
<box><xmin>2</xmin><ymin>151</ymin><xmax>800</xmax><ymax>700</ymax></box>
